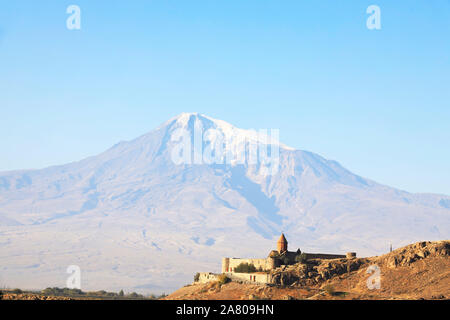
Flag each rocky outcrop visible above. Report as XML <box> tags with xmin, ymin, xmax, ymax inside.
<box><xmin>270</xmin><ymin>240</ymin><xmax>450</xmax><ymax>286</ymax></box>
<box><xmin>0</xmin><ymin>292</ymin><xmax>72</xmax><ymax>300</ymax></box>
<box><xmin>271</xmin><ymin>257</ymin><xmax>370</xmax><ymax>286</ymax></box>
<box><xmin>380</xmin><ymin>241</ymin><xmax>449</xmax><ymax>268</ymax></box>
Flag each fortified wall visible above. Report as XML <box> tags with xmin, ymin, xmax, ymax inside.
<box><xmin>196</xmin><ymin>272</ymin><xmax>220</xmax><ymax>284</ymax></box>
<box><xmin>303</xmin><ymin>253</ymin><xmax>347</xmax><ymax>260</ymax></box>
<box><xmin>226</xmin><ymin>272</ymin><xmax>272</xmax><ymax>285</ymax></box>
<box><xmin>221</xmin><ymin>257</ymin><xmax>275</xmax><ymax>273</ymax></box>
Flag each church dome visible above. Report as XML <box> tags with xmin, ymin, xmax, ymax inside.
<box><xmin>277</xmin><ymin>233</ymin><xmax>287</xmax><ymax>245</ymax></box>
<box><xmin>277</xmin><ymin>233</ymin><xmax>288</xmax><ymax>253</ymax></box>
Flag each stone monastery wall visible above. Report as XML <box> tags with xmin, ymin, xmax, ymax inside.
<box><xmin>226</xmin><ymin>272</ymin><xmax>272</xmax><ymax>284</ymax></box>
<box><xmin>197</xmin><ymin>272</ymin><xmax>220</xmax><ymax>284</ymax></box>
<box><xmin>222</xmin><ymin>257</ymin><xmax>274</xmax><ymax>273</ymax></box>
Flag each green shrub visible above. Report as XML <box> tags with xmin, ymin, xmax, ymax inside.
<box><xmin>41</xmin><ymin>287</ymin><xmax>125</xmax><ymax>298</ymax></box>
<box><xmin>234</xmin><ymin>262</ymin><xmax>257</xmax><ymax>273</ymax></box>
<box><xmin>63</xmin><ymin>288</ymin><xmax>83</xmax><ymax>296</ymax></box>
<box><xmin>42</xmin><ymin>287</ymin><xmax>62</xmax><ymax>296</ymax></box>
<box><xmin>194</xmin><ymin>272</ymin><xmax>200</xmax><ymax>282</ymax></box>
<box><xmin>323</xmin><ymin>284</ymin><xmax>336</xmax><ymax>296</ymax></box>
<box><xmin>295</xmin><ymin>253</ymin><xmax>308</xmax><ymax>264</ymax></box>
<box><xmin>217</xmin><ymin>274</ymin><xmax>230</xmax><ymax>285</ymax></box>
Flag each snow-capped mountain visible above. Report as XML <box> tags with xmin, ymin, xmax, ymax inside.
<box><xmin>0</xmin><ymin>113</ymin><xmax>449</xmax><ymax>293</ymax></box>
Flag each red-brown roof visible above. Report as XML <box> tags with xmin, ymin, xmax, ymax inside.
<box><xmin>277</xmin><ymin>233</ymin><xmax>288</xmax><ymax>244</ymax></box>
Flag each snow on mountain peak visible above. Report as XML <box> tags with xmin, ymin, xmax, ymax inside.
<box><xmin>151</xmin><ymin>112</ymin><xmax>296</xmax><ymax>175</ymax></box>
<box><xmin>164</xmin><ymin>112</ymin><xmax>294</xmax><ymax>151</ymax></box>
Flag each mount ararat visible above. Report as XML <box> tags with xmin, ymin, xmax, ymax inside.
<box><xmin>0</xmin><ymin>113</ymin><xmax>448</xmax><ymax>293</ymax></box>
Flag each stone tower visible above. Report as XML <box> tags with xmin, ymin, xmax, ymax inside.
<box><xmin>277</xmin><ymin>233</ymin><xmax>288</xmax><ymax>253</ymax></box>
<box><xmin>222</xmin><ymin>258</ymin><xmax>230</xmax><ymax>273</ymax></box>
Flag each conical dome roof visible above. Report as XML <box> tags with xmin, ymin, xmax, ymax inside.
<box><xmin>277</xmin><ymin>233</ymin><xmax>287</xmax><ymax>244</ymax></box>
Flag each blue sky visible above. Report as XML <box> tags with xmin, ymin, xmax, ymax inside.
<box><xmin>0</xmin><ymin>1</ymin><xmax>449</xmax><ymax>195</ymax></box>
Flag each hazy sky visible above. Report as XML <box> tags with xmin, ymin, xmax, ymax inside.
<box><xmin>0</xmin><ymin>1</ymin><xmax>449</xmax><ymax>195</ymax></box>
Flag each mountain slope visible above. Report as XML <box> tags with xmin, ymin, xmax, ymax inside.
<box><xmin>0</xmin><ymin>113</ymin><xmax>449</xmax><ymax>293</ymax></box>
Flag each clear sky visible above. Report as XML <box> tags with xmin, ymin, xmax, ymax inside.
<box><xmin>0</xmin><ymin>1</ymin><xmax>449</xmax><ymax>195</ymax></box>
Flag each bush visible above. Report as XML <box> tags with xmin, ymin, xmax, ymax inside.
<box><xmin>39</xmin><ymin>287</ymin><xmax>155</xmax><ymax>299</ymax></box>
<box><xmin>42</xmin><ymin>287</ymin><xmax>62</xmax><ymax>296</ymax></box>
<box><xmin>63</xmin><ymin>288</ymin><xmax>83</xmax><ymax>296</ymax></box>
<box><xmin>194</xmin><ymin>272</ymin><xmax>200</xmax><ymax>282</ymax></box>
<box><xmin>234</xmin><ymin>263</ymin><xmax>257</xmax><ymax>273</ymax></box>
<box><xmin>128</xmin><ymin>292</ymin><xmax>140</xmax><ymax>298</ymax></box>
<box><xmin>217</xmin><ymin>274</ymin><xmax>230</xmax><ymax>286</ymax></box>
<box><xmin>41</xmin><ymin>287</ymin><xmax>128</xmax><ymax>298</ymax></box>
<box><xmin>295</xmin><ymin>253</ymin><xmax>308</xmax><ymax>264</ymax></box>
<box><xmin>323</xmin><ymin>284</ymin><xmax>335</xmax><ymax>296</ymax></box>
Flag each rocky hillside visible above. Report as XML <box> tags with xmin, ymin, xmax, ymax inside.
<box><xmin>165</xmin><ymin>240</ymin><xmax>450</xmax><ymax>300</ymax></box>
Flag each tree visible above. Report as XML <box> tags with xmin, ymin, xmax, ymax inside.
<box><xmin>119</xmin><ymin>289</ymin><xmax>124</xmax><ymax>297</ymax></box>
<box><xmin>218</xmin><ymin>274</ymin><xmax>230</xmax><ymax>285</ymax></box>
<box><xmin>295</xmin><ymin>253</ymin><xmax>308</xmax><ymax>264</ymax></box>
<box><xmin>234</xmin><ymin>263</ymin><xmax>257</xmax><ymax>273</ymax></box>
